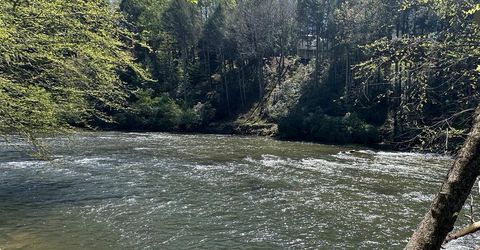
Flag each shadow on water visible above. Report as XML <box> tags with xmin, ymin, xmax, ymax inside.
<box><xmin>0</xmin><ymin>161</ymin><xmax>127</xmax><ymax>249</ymax></box>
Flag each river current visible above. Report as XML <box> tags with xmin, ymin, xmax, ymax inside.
<box><xmin>0</xmin><ymin>132</ymin><xmax>478</xmax><ymax>249</ymax></box>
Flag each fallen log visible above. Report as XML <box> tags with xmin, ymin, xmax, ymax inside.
<box><xmin>444</xmin><ymin>221</ymin><xmax>480</xmax><ymax>244</ymax></box>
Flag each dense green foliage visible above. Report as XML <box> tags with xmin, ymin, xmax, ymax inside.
<box><xmin>114</xmin><ymin>0</ymin><xmax>478</xmax><ymax>150</ymax></box>
<box><xmin>0</xmin><ymin>0</ymin><xmax>144</xmax><ymax>137</ymax></box>
<box><xmin>1</xmin><ymin>0</ymin><xmax>478</xmax><ymax>150</ymax></box>
<box><xmin>354</xmin><ymin>0</ymin><xmax>480</xmax><ymax>150</ymax></box>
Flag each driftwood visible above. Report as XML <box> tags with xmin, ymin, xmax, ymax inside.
<box><xmin>444</xmin><ymin>221</ymin><xmax>480</xmax><ymax>244</ymax></box>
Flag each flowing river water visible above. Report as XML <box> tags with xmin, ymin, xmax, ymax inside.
<box><xmin>0</xmin><ymin>132</ymin><xmax>478</xmax><ymax>249</ymax></box>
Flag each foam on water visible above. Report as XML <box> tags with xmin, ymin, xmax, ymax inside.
<box><xmin>0</xmin><ymin>132</ymin><xmax>467</xmax><ymax>250</ymax></box>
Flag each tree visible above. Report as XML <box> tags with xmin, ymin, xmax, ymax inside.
<box><xmin>407</xmin><ymin>106</ymin><xmax>480</xmax><ymax>249</ymax></box>
<box><xmin>0</xmin><ymin>0</ymin><xmax>145</xmax><ymax>139</ymax></box>
<box><xmin>405</xmin><ymin>1</ymin><xmax>480</xmax><ymax>248</ymax></box>
<box><xmin>354</xmin><ymin>0</ymin><xmax>479</xmax><ymax>150</ymax></box>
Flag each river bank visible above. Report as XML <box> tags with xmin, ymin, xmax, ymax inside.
<box><xmin>108</xmin><ymin>117</ymin><xmax>443</xmax><ymax>155</ymax></box>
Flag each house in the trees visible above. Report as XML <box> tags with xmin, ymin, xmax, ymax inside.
<box><xmin>297</xmin><ymin>34</ymin><xmax>316</xmax><ymax>60</ymax></box>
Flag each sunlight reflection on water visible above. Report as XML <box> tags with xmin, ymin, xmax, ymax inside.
<box><xmin>0</xmin><ymin>132</ymin><xmax>474</xmax><ymax>249</ymax></box>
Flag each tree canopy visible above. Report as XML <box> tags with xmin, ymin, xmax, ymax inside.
<box><xmin>0</xmin><ymin>0</ymin><xmax>145</xmax><ymax>137</ymax></box>
<box><xmin>2</xmin><ymin>0</ymin><xmax>478</xmax><ymax>152</ymax></box>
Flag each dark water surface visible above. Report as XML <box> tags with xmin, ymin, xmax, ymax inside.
<box><xmin>0</xmin><ymin>132</ymin><xmax>477</xmax><ymax>249</ymax></box>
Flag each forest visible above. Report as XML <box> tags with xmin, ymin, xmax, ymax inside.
<box><xmin>1</xmin><ymin>0</ymin><xmax>480</xmax><ymax>249</ymax></box>
<box><xmin>0</xmin><ymin>0</ymin><xmax>478</xmax><ymax>152</ymax></box>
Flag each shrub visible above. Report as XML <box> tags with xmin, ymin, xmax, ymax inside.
<box><xmin>115</xmin><ymin>89</ymin><xmax>182</xmax><ymax>131</ymax></box>
<box><xmin>279</xmin><ymin>111</ymin><xmax>380</xmax><ymax>145</ymax></box>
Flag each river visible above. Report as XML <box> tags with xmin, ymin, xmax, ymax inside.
<box><xmin>0</xmin><ymin>132</ymin><xmax>478</xmax><ymax>249</ymax></box>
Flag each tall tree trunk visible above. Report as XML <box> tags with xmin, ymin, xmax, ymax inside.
<box><xmin>406</xmin><ymin>106</ymin><xmax>480</xmax><ymax>249</ymax></box>
<box><xmin>238</xmin><ymin>63</ymin><xmax>244</xmax><ymax>109</ymax></box>
<box><xmin>392</xmin><ymin>61</ymin><xmax>400</xmax><ymax>140</ymax></box>
<box><xmin>220</xmin><ymin>51</ymin><xmax>231</xmax><ymax>116</ymax></box>
<box><xmin>182</xmin><ymin>47</ymin><xmax>189</xmax><ymax>103</ymax></box>
<box><xmin>314</xmin><ymin>24</ymin><xmax>320</xmax><ymax>87</ymax></box>
<box><xmin>241</xmin><ymin>60</ymin><xmax>247</xmax><ymax>109</ymax></box>
<box><xmin>207</xmin><ymin>47</ymin><xmax>212</xmax><ymax>87</ymax></box>
<box><xmin>257</xmin><ymin>58</ymin><xmax>263</xmax><ymax>100</ymax></box>
<box><xmin>398</xmin><ymin>61</ymin><xmax>403</xmax><ymax>135</ymax></box>
<box><xmin>344</xmin><ymin>47</ymin><xmax>349</xmax><ymax>104</ymax></box>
